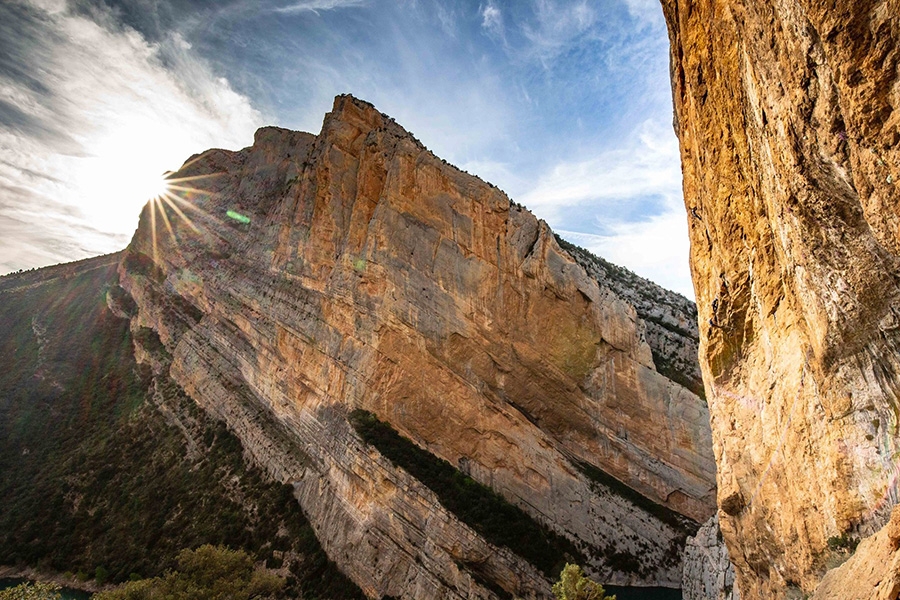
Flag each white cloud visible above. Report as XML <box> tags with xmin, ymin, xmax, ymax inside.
<box><xmin>557</xmin><ymin>212</ymin><xmax>694</xmax><ymax>299</ymax></box>
<box><xmin>0</xmin><ymin>0</ymin><xmax>264</xmax><ymax>275</ymax></box>
<box><xmin>518</xmin><ymin>119</ymin><xmax>692</xmax><ymax>296</ymax></box>
<box><xmin>519</xmin><ymin>119</ymin><xmax>681</xmax><ymax>217</ymax></box>
<box><xmin>274</xmin><ymin>0</ymin><xmax>368</xmax><ymax>14</ymax></box>
<box><xmin>620</xmin><ymin>0</ymin><xmax>664</xmax><ymax>27</ymax></box>
<box><xmin>481</xmin><ymin>3</ymin><xmax>503</xmax><ymax>36</ymax></box>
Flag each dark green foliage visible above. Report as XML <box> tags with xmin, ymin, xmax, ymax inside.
<box><xmin>0</xmin><ymin>582</ymin><xmax>62</xmax><ymax>600</ymax></box>
<box><xmin>95</xmin><ymin>545</ymin><xmax>284</xmax><ymax>600</ymax></box>
<box><xmin>0</xmin><ymin>257</ymin><xmax>363</xmax><ymax>600</ymax></box>
<box><xmin>602</xmin><ymin>550</ymin><xmax>641</xmax><ymax>576</ymax></box>
<box><xmin>649</xmin><ymin>349</ymin><xmax>706</xmax><ymax>400</ymax></box>
<box><xmin>826</xmin><ymin>533</ymin><xmax>859</xmax><ymax>553</ymax></box>
<box><xmin>349</xmin><ymin>410</ymin><xmax>583</xmax><ymax>578</ymax></box>
<box><xmin>574</xmin><ymin>461</ymin><xmax>698</xmax><ymax>537</ymax></box>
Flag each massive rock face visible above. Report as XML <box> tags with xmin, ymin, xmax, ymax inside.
<box><xmin>119</xmin><ymin>95</ymin><xmax>715</xmax><ymax>598</ymax></box>
<box><xmin>662</xmin><ymin>0</ymin><xmax>899</xmax><ymax>597</ymax></box>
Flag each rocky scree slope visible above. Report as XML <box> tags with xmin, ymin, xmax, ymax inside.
<box><xmin>118</xmin><ymin>94</ymin><xmax>716</xmax><ymax>599</ymax></box>
<box><xmin>663</xmin><ymin>0</ymin><xmax>900</xmax><ymax>597</ymax></box>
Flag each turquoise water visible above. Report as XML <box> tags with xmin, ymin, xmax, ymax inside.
<box><xmin>0</xmin><ymin>578</ymin><xmax>92</xmax><ymax>599</ymax></box>
<box><xmin>605</xmin><ymin>584</ymin><xmax>682</xmax><ymax>600</ymax></box>
<box><xmin>0</xmin><ymin>577</ymin><xmax>681</xmax><ymax>599</ymax></box>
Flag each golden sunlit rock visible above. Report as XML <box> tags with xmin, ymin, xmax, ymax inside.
<box><xmin>663</xmin><ymin>0</ymin><xmax>900</xmax><ymax>597</ymax></box>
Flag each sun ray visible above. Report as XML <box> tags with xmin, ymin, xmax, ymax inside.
<box><xmin>163</xmin><ymin>189</ymin><xmax>218</xmax><ymax>222</ymax></box>
<box><xmin>149</xmin><ymin>197</ymin><xmax>159</xmax><ymax>264</ymax></box>
<box><xmin>164</xmin><ymin>172</ymin><xmax>224</xmax><ymax>185</ymax></box>
<box><xmin>156</xmin><ymin>195</ymin><xmax>179</xmax><ymax>249</ymax></box>
<box><xmin>166</xmin><ymin>183</ymin><xmax>219</xmax><ymax>198</ymax></box>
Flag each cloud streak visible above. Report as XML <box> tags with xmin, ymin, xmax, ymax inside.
<box><xmin>273</xmin><ymin>0</ymin><xmax>368</xmax><ymax>14</ymax></box>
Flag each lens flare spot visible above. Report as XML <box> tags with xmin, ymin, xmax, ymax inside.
<box><xmin>226</xmin><ymin>210</ymin><xmax>251</xmax><ymax>224</ymax></box>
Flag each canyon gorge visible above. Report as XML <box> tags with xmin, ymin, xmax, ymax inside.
<box><xmin>1</xmin><ymin>1</ymin><xmax>897</xmax><ymax>598</ymax></box>
<box><xmin>1</xmin><ymin>94</ymin><xmax>716</xmax><ymax>598</ymax></box>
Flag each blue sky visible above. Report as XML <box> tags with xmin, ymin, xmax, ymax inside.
<box><xmin>0</xmin><ymin>0</ymin><xmax>693</xmax><ymax>297</ymax></box>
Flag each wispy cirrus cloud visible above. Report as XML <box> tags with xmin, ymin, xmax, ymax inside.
<box><xmin>521</xmin><ymin>0</ymin><xmax>596</xmax><ymax>62</ymax></box>
<box><xmin>273</xmin><ymin>0</ymin><xmax>368</xmax><ymax>14</ymax></box>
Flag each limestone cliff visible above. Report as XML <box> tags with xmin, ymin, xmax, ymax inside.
<box><xmin>662</xmin><ymin>0</ymin><xmax>899</xmax><ymax>597</ymax></box>
<box><xmin>119</xmin><ymin>95</ymin><xmax>715</xmax><ymax>598</ymax></box>
<box><xmin>682</xmin><ymin>516</ymin><xmax>739</xmax><ymax>600</ymax></box>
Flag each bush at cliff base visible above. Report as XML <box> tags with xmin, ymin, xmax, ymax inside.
<box><xmin>0</xmin><ymin>583</ymin><xmax>62</xmax><ymax>600</ymax></box>
<box><xmin>93</xmin><ymin>545</ymin><xmax>284</xmax><ymax>600</ymax></box>
<box><xmin>552</xmin><ymin>564</ymin><xmax>616</xmax><ymax>600</ymax></box>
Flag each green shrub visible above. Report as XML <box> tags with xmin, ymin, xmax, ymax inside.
<box><xmin>552</xmin><ymin>564</ymin><xmax>615</xmax><ymax>600</ymax></box>
<box><xmin>0</xmin><ymin>582</ymin><xmax>62</xmax><ymax>600</ymax></box>
<box><xmin>95</xmin><ymin>545</ymin><xmax>284</xmax><ymax>600</ymax></box>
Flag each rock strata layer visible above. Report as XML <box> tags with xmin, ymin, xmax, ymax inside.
<box><xmin>662</xmin><ymin>0</ymin><xmax>899</xmax><ymax>597</ymax></box>
<box><xmin>120</xmin><ymin>95</ymin><xmax>715</xmax><ymax>598</ymax></box>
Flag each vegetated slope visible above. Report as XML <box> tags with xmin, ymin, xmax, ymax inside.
<box><xmin>0</xmin><ymin>254</ymin><xmax>363</xmax><ymax>599</ymax></box>
<box><xmin>117</xmin><ymin>94</ymin><xmax>716</xmax><ymax>598</ymax></box>
<box><xmin>663</xmin><ymin>0</ymin><xmax>900</xmax><ymax>598</ymax></box>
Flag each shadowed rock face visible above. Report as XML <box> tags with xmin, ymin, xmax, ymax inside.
<box><xmin>682</xmin><ymin>516</ymin><xmax>739</xmax><ymax>600</ymax></box>
<box><xmin>662</xmin><ymin>0</ymin><xmax>899</xmax><ymax>597</ymax></box>
<box><xmin>120</xmin><ymin>95</ymin><xmax>715</xmax><ymax>598</ymax></box>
